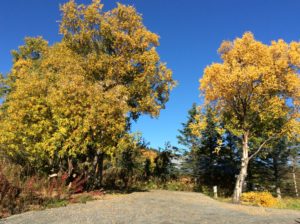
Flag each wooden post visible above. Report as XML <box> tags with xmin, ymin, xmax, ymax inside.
<box><xmin>276</xmin><ymin>187</ymin><xmax>282</xmax><ymax>199</ymax></box>
<box><xmin>213</xmin><ymin>186</ymin><xmax>218</xmax><ymax>199</ymax></box>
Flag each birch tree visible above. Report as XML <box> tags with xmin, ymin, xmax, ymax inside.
<box><xmin>199</xmin><ymin>32</ymin><xmax>300</xmax><ymax>202</ymax></box>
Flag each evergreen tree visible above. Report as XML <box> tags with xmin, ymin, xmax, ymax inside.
<box><xmin>177</xmin><ymin>103</ymin><xmax>201</xmax><ymax>151</ymax></box>
<box><xmin>154</xmin><ymin>143</ymin><xmax>174</xmax><ymax>182</ymax></box>
<box><xmin>216</xmin><ymin>130</ymin><xmax>239</xmax><ymax>194</ymax></box>
<box><xmin>289</xmin><ymin>143</ymin><xmax>300</xmax><ymax>197</ymax></box>
<box><xmin>196</xmin><ymin>106</ymin><xmax>221</xmax><ymax>189</ymax></box>
<box><xmin>177</xmin><ymin>103</ymin><xmax>201</xmax><ymax>182</ymax></box>
<box><xmin>246</xmin><ymin>138</ymin><xmax>297</xmax><ymax>197</ymax></box>
<box><xmin>269</xmin><ymin>138</ymin><xmax>290</xmax><ymax>197</ymax></box>
<box><xmin>178</xmin><ymin>104</ymin><xmax>239</xmax><ymax>195</ymax></box>
<box><xmin>143</xmin><ymin>158</ymin><xmax>152</xmax><ymax>180</ymax></box>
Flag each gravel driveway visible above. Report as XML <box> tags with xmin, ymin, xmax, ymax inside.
<box><xmin>1</xmin><ymin>190</ymin><xmax>300</xmax><ymax>224</ymax></box>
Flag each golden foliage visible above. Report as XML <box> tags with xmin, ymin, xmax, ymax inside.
<box><xmin>59</xmin><ymin>0</ymin><xmax>175</xmax><ymax>118</ymax></box>
<box><xmin>141</xmin><ymin>149</ymin><xmax>158</xmax><ymax>163</ymax></box>
<box><xmin>241</xmin><ymin>191</ymin><xmax>278</xmax><ymax>207</ymax></box>
<box><xmin>0</xmin><ymin>0</ymin><xmax>175</xmax><ymax>169</ymax></box>
<box><xmin>200</xmin><ymin>32</ymin><xmax>300</xmax><ymax>139</ymax></box>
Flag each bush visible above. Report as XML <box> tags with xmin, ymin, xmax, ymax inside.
<box><xmin>163</xmin><ymin>180</ymin><xmax>194</xmax><ymax>192</ymax></box>
<box><xmin>241</xmin><ymin>191</ymin><xmax>278</xmax><ymax>207</ymax></box>
<box><xmin>0</xmin><ymin>169</ymin><xmax>22</xmax><ymax>217</ymax></box>
<box><xmin>138</xmin><ymin>178</ymin><xmax>195</xmax><ymax>192</ymax></box>
<box><xmin>0</xmin><ymin>161</ymin><xmax>25</xmax><ymax>218</ymax></box>
<box><xmin>0</xmin><ymin>159</ymin><xmax>71</xmax><ymax>218</ymax></box>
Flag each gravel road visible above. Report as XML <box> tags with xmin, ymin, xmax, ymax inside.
<box><xmin>1</xmin><ymin>190</ymin><xmax>300</xmax><ymax>224</ymax></box>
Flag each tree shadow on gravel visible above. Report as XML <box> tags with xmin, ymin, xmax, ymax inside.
<box><xmin>104</xmin><ymin>187</ymin><xmax>149</xmax><ymax>195</ymax></box>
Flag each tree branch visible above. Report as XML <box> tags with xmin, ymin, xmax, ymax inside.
<box><xmin>249</xmin><ymin>136</ymin><xmax>275</xmax><ymax>161</ymax></box>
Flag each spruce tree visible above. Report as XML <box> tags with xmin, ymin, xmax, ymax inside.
<box><xmin>177</xmin><ymin>103</ymin><xmax>201</xmax><ymax>183</ymax></box>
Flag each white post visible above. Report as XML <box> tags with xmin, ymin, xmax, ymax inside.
<box><xmin>276</xmin><ymin>187</ymin><xmax>282</xmax><ymax>199</ymax></box>
<box><xmin>213</xmin><ymin>186</ymin><xmax>218</xmax><ymax>199</ymax></box>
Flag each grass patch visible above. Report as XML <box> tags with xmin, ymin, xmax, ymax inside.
<box><xmin>43</xmin><ymin>199</ymin><xmax>68</xmax><ymax>209</ymax></box>
<box><xmin>69</xmin><ymin>193</ymin><xmax>95</xmax><ymax>204</ymax></box>
<box><xmin>277</xmin><ymin>198</ymin><xmax>300</xmax><ymax>210</ymax></box>
<box><xmin>78</xmin><ymin>194</ymin><xmax>94</xmax><ymax>204</ymax></box>
<box><xmin>42</xmin><ymin>192</ymin><xmax>100</xmax><ymax>209</ymax></box>
<box><xmin>216</xmin><ymin>197</ymin><xmax>232</xmax><ymax>203</ymax></box>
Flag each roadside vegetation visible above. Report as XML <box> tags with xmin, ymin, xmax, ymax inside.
<box><xmin>217</xmin><ymin>193</ymin><xmax>300</xmax><ymax>210</ymax></box>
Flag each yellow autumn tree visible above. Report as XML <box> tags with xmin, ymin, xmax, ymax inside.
<box><xmin>0</xmin><ymin>0</ymin><xmax>175</xmax><ymax>187</ymax></box>
<box><xmin>0</xmin><ymin>74</ymin><xmax>7</xmax><ymax>98</ymax></box>
<box><xmin>0</xmin><ymin>37</ymin><xmax>53</xmax><ymax>172</ymax></box>
<box><xmin>199</xmin><ymin>32</ymin><xmax>300</xmax><ymax>202</ymax></box>
<box><xmin>60</xmin><ymin>0</ymin><xmax>175</xmax><ymax>119</ymax></box>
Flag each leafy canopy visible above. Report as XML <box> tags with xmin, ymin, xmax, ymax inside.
<box><xmin>0</xmin><ymin>0</ymin><xmax>175</xmax><ymax>170</ymax></box>
<box><xmin>200</xmin><ymin>32</ymin><xmax>300</xmax><ymax>140</ymax></box>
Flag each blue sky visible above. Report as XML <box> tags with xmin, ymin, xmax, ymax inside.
<box><xmin>1</xmin><ymin>0</ymin><xmax>300</xmax><ymax>149</ymax></box>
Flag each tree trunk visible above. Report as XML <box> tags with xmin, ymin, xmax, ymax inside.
<box><xmin>273</xmin><ymin>156</ymin><xmax>281</xmax><ymax>199</ymax></box>
<box><xmin>233</xmin><ymin>132</ymin><xmax>249</xmax><ymax>203</ymax></box>
<box><xmin>93</xmin><ymin>152</ymin><xmax>104</xmax><ymax>189</ymax></box>
<box><xmin>292</xmin><ymin>157</ymin><xmax>299</xmax><ymax>197</ymax></box>
<box><xmin>98</xmin><ymin>153</ymin><xmax>104</xmax><ymax>186</ymax></box>
<box><xmin>67</xmin><ymin>157</ymin><xmax>73</xmax><ymax>177</ymax></box>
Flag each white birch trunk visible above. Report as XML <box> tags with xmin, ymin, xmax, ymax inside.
<box><xmin>233</xmin><ymin>132</ymin><xmax>249</xmax><ymax>203</ymax></box>
<box><xmin>292</xmin><ymin>157</ymin><xmax>299</xmax><ymax>197</ymax></box>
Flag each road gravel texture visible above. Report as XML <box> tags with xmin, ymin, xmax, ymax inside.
<box><xmin>1</xmin><ymin>190</ymin><xmax>300</xmax><ymax>224</ymax></box>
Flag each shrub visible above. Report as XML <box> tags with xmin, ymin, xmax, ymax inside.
<box><xmin>68</xmin><ymin>175</ymin><xmax>88</xmax><ymax>194</ymax></box>
<box><xmin>241</xmin><ymin>191</ymin><xmax>278</xmax><ymax>207</ymax></box>
<box><xmin>46</xmin><ymin>174</ymin><xmax>69</xmax><ymax>199</ymax></box>
<box><xmin>0</xmin><ymin>169</ymin><xmax>22</xmax><ymax>217</ymax></box>
<box><xmin>163</xmin><ymin>180</ymin><xmax>194</xmax><ymax>192</ymax></box>
<box><xmin>0</xmin><ymin>159</ymin><xmax>71</xmax><ymax>218</ymax></box>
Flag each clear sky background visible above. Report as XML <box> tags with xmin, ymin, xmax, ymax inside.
<box><xmin>1</xmin><ymin>0</ymin><xmax>300</xmax><ymax>149</ymax></box>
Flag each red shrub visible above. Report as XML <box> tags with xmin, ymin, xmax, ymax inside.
<box><xmin>69</xmin><ymin>175</ymin><xmax>88</xmax><ymax>194</ymax></box>
<box><xmin>0</xmin><ymin>168</ymin><xmax>22</xmax><ymax>217</ymax></box>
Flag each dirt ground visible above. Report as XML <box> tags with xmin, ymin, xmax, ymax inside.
<box><xmin>1</xmin><ymin>190</ymin><xmax>300</xmax><ymax>224</ymax></box>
